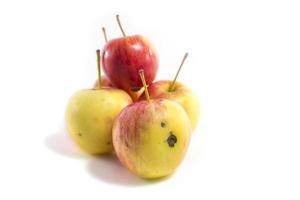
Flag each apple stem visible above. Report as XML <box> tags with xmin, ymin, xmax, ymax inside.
<box><xmin>169</xmin><ymin>53</ymin><xmax>189</xmax><ymax>92</ymax></box>
<box><xmin>116</xmin><ymin>14</ymin><xmax>126</xmax><ymax>37</ymax></box>
<box><xmin>102</xmin><ymin>27</ymin><xmax>108</xmax><ymax>42</ymax></box>
<box><xmin>96</xmin><ymin>49</ymin><xmax>101</xmax><ymax>89</ymax></box>
<box><xmin>139</xmin><ymin>69</ymin><xmax>150</xmax><ymax>102</ymax></box>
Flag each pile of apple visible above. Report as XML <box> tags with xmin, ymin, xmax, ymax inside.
<box><xmin>65</xmin><ymin>15</ymin><xmax>200</xmax><ymax>179</ymax></box>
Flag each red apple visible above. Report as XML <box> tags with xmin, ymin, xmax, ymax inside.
<box><xmin>102</xmin><ymin>15</ymin><xmax>158</xmax><ymax>95</ymax></box>
<box><xmin>102</xmin><ymin>35</ymin><xmax>158</xmax><ymax>90</ymax></box>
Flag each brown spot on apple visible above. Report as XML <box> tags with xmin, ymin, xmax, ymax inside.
<box><xmin>160</xmin><ymin>122</ymin><xmax>166</xmax><ymax>128</ymax></box>
<box><xmin>167</xmin><ymin>132</ymin><xmax>177</xmax><ymax>147</ymax></box>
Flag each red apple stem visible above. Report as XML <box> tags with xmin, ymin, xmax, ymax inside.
<box><xmin>139</xmin><ymin>69</ymin><xmax>150</xmax><ymax>102</ymax></box>
<box><xmin>116</xmin><ymin>14</ymin><xmax>126</xmax><ymax>37</ymax></box>
<box><xmin>96</xmin><ymin>49</ymin><xmax>101</xmax><ymax>89</ymax></box>
<box><xmin>102</xmin><ymin>27</ymin><xmax>108</xmax><ymax>42</ymax></box>
<box><xmin>169</xmin><ymin>53</ymin><xmax>189</xmax><ymax>92</ymax></box>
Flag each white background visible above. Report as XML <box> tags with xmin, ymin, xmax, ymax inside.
<box><xmin>0</xmin><ymin>0</ymin><xmax>299</xmax><ymax>199</ymax></box>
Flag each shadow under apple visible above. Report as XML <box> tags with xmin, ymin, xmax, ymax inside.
<box><xmin>86</xmin><ymin>154</ymin><xmax>173</xmax><ymax>186</ymax></box>
<box><xmin>44</xmin><ymin>129</ymin><xmax>86</xmax><ymax>159</ymax></box>
<box><xmin>86</xmin><ymin>154</ymin><xmax>150</xmax><ymax>187</ymax></box>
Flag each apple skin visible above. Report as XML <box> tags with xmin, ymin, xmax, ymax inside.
<box><xmin>113</xmin><ymin>99</ymin><xmax>192</xmax><ymax>179</ymax></box>
<box><xmin>102</xmin><ymin>35</ymin><xmax>158</xmax><ymax>93</ymax></box>
<box><xmin>65</xmin><ymin>88</ymin><xmax>132</xmax><ymax>154</ymax></box>
<box><xmin>139</xmin><ymin>80</ymin><xmax>200</xmax><ymax>129</ymax></box>
<box><xmin>93</xmin><ymin>75</ymin><xmax>114</xmax><ymax>88</ymax></box>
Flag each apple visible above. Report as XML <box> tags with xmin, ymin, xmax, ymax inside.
<box><xmin>65</xmin><ymin>50</ymin><xmax>132</xmax><ymax>154</ymax></box>
<box><xmin>139</xmin><ymin>53</ymin><xmax>200</xmax><ymax>129</ymax></box>
<box><xmin>102</xmin><ymin>15</ymin><xmax>158</xmax><ymax>97</ymax></box>
<box><xmin>112</xmin><ymin>70</ymin><xmax>192</xmax><ymax>179</ymax></box>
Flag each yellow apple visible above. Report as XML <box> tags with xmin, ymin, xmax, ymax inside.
<box><xmin>113</xmin><ymin>99</ymin><xmax>192</xmax><ymax>179</ymax></box>
<box><xmin>65</xmin><ymin>49</ymin><xmax>132</xmax><ymax>155</ymax></box>
<box><xmin>65</xmin><ymin>88</ymin><xmax>132</xmax><ymax>154</ymax></box>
